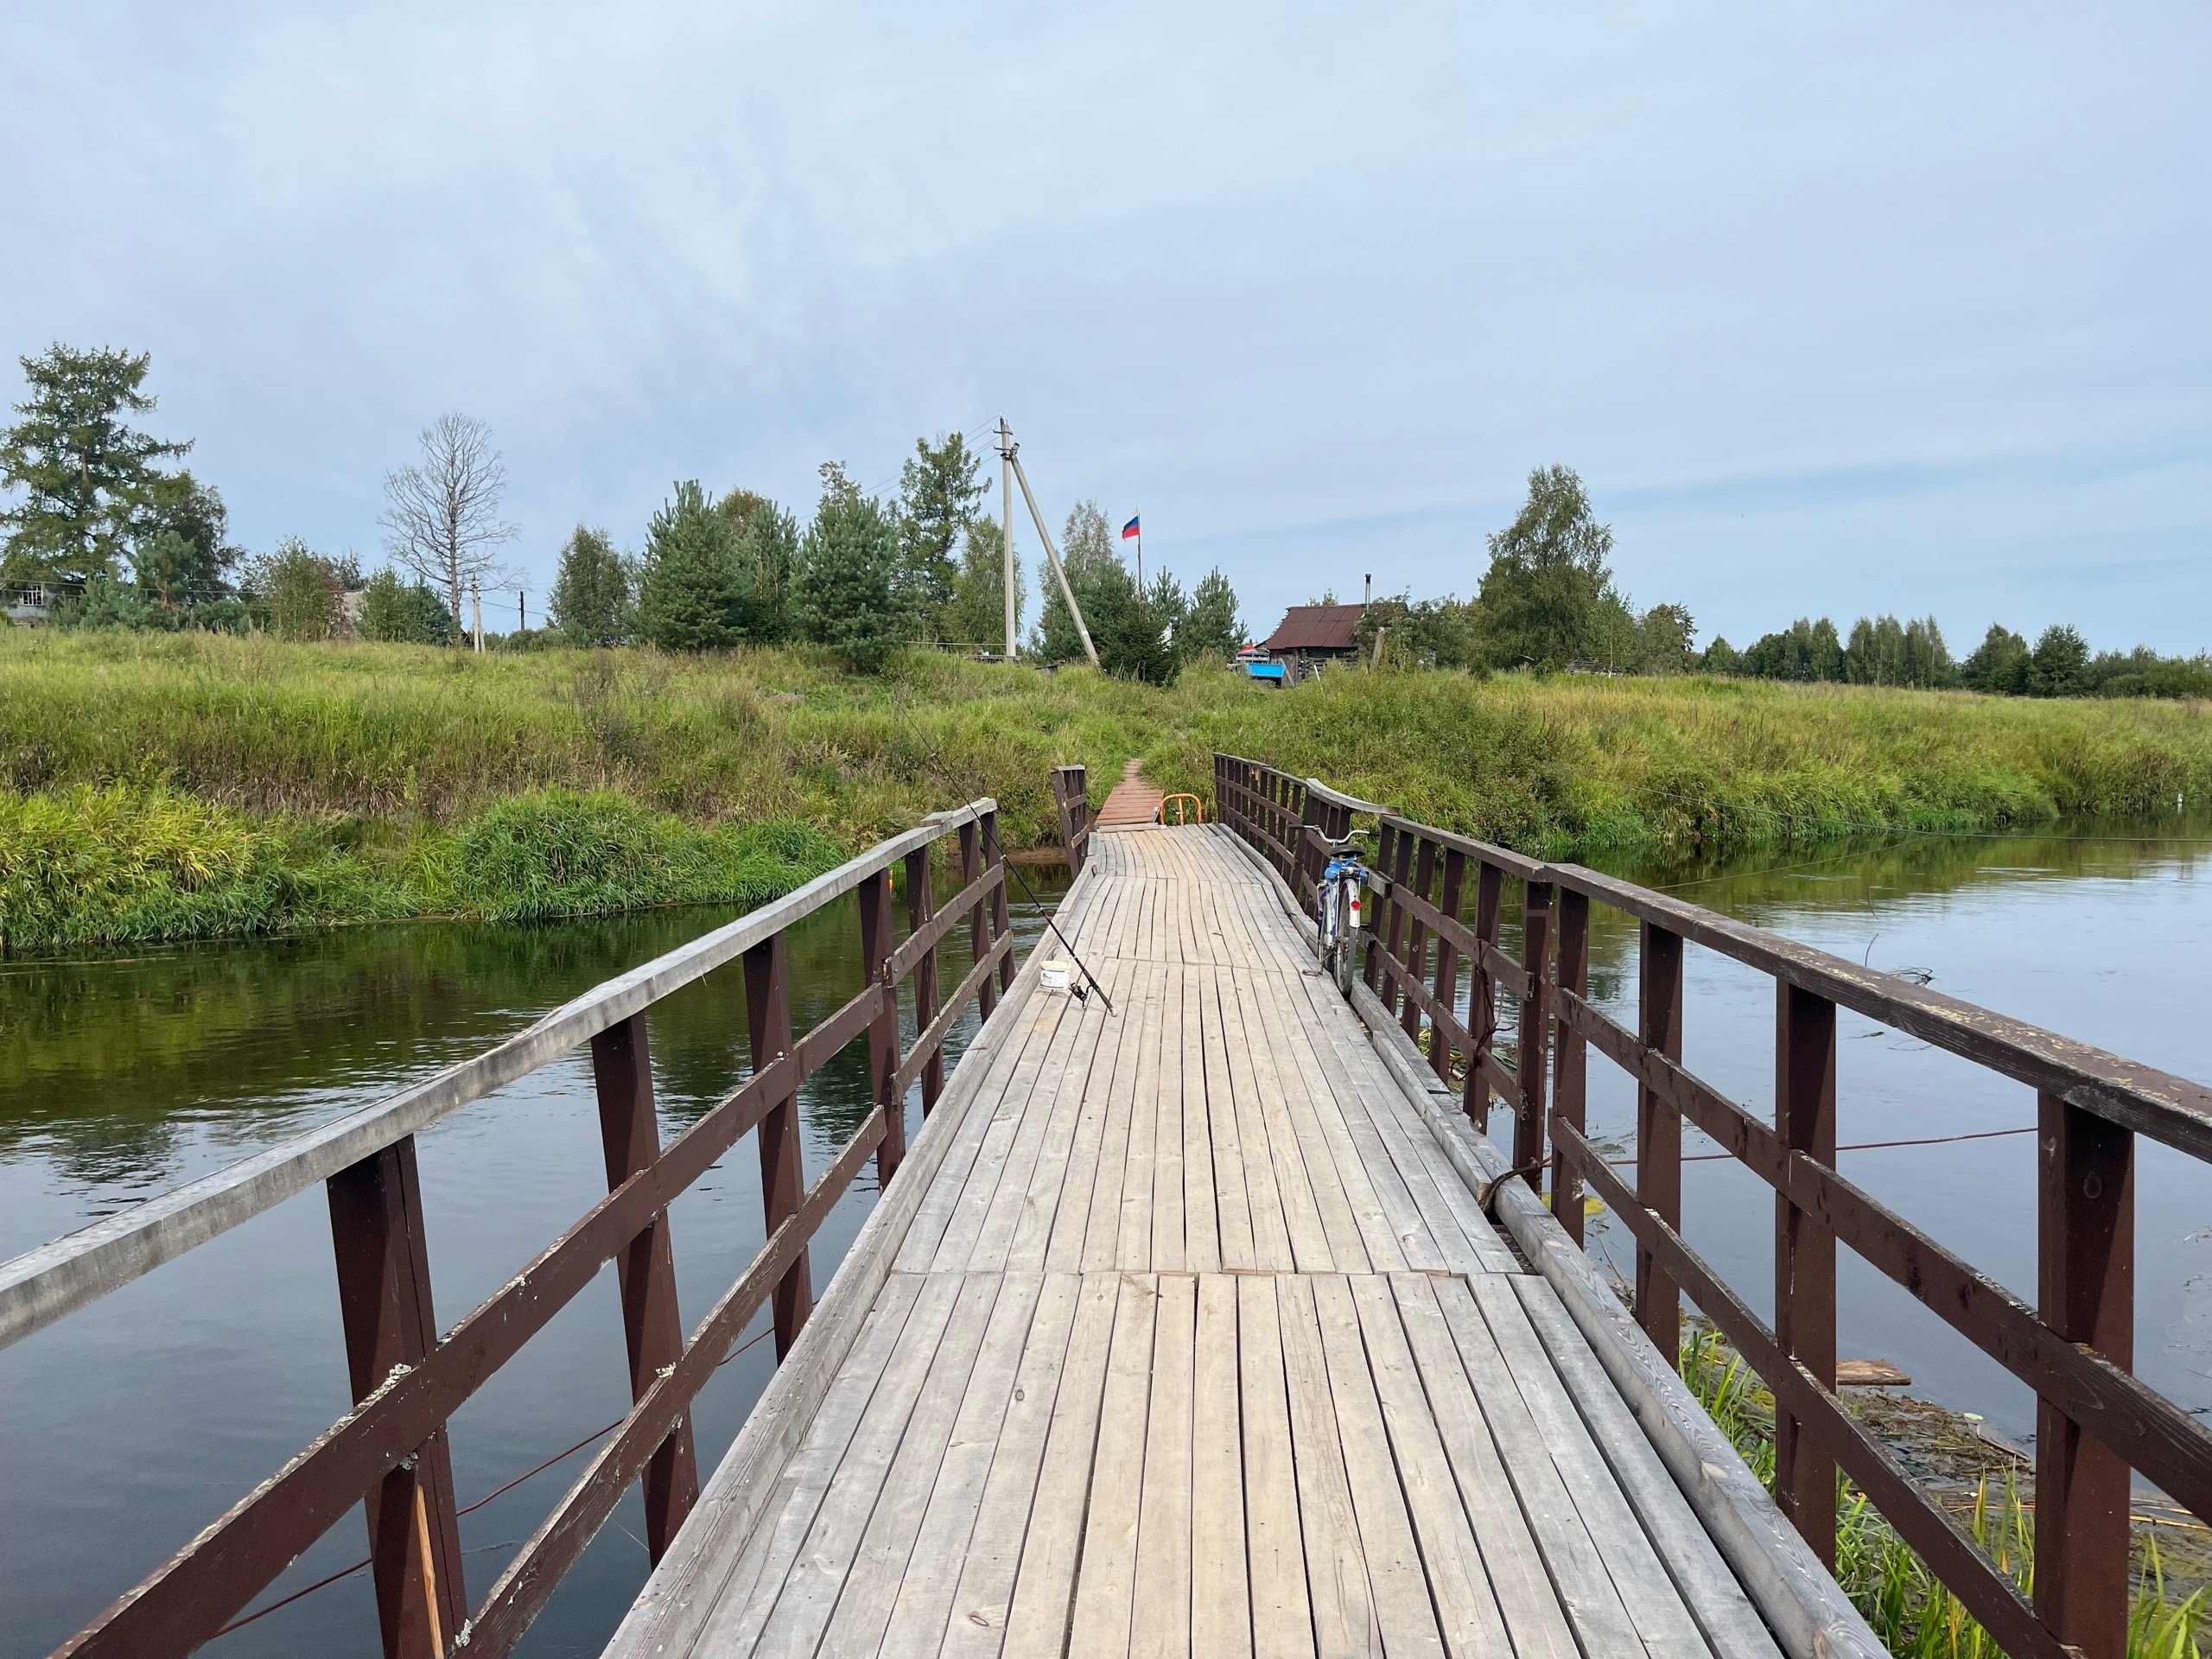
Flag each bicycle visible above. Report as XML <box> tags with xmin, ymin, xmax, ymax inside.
<box><xmin>1314</xmin><ymin>830</ymin><xmax>1370</xmax><ymax>995</ymax></box>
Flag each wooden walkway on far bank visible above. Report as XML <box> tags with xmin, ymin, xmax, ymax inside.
<box><xmin>605</xmin><ymin>826</ymin><xmax>1789</xmax><ymax>1659</ymax></box>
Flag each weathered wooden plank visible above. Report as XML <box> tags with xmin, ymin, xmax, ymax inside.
<box><xmin>1199</xmin><ymin>965</ymin><xmax>1262</xmax><ymax>1271</ymax></box>
<box><xmin>1274</xmin><ymin>1274</ymin><xmax>1384</xmax><ymax>1657</ymax></box>
<box><xmin>690</xmin><ymin>1272</ymin><xmax>961</xmax><ymax>1655</ymax></box>
<box><xmin>1237</xmin><ymin>1276</ymin><xmax>1316</xmax><ymax>1659</ymax></box>
<box><xmin>795</xmin><ymin>1273</ymin><xmax>1008</xmax><ymax>1657</ymax></box>
<box><xmin>938</xmin><ymin>1272</ymin><xmax>1109</xmax><ymax>1657</ymax></box>
<box><xmin>1065</xmin><ymin>961</ymin><xmax>1147</xmax><ymax>1271</ymax></box>
<box><xmin>1344</xmin><ymin>1274</ymin><xmax>1515</xmax><ymax>1657</ymax></box>
<box><xmin>1005</xmin><ymin>966</ymin><xmax>1119</xmax><ymax>1269</ymax></box>
<box><xmin>1467</xmin><ymin>1272</ymin><xmax>1715</xmax><ymax>1658</ymax></box>
<box><xmin>1308</xmin><ymin>1274</ymin><xmax>1449</xmax><ymax>1658</ymax></box>
<box><xmin>1132</xmin><ymin>1273</ymin><xmax>1198</xmax><ymax>1659</ymax></box>
<box><xmin>1510</xmin><ymin>1274</ymin><xmax>1783</xmax><ymax>1659</ymax></box>
<box><xmin>874</xmin><ymin>1271</ymin><xmax>1052</xmax><ymax>1658</ymax></box>
<box><xmin>1428</xmin><ymin>1274</ymin><xmax>1653</xmax><ymax>1657</ymax></box>
<box><xmin>1192</xmin><ymin>1276</ymin><xmax>1255</xmax><ymax>1659</ymax></box>
<box><xmin>1058</xmin><ymin>1274</ymin><xmax>1160</xmax><ymax>1659</ymax></box>
<box><xmin>1154</xmin><ymin>963</ymin><xmax>1191</xmax><ymax>1272</ymax></box>
<box><xmin>1389</xmin><ymin>1274</ymin><xmax>1582</xmax><ymax>1659</ymax></box>
<box><xmin>1113</xmin><ymin>966</ymin><xmax>1164</xmax><ymax>1272</ymax></box>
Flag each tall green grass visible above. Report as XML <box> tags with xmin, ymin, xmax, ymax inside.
<box><xmin>5</xmin><ymin>631</ymin><xmax>2211</xmax><ymax>945</ymax></box>
<box><xmin>1681</xmin><ymin>1326</ymin><xmax>2207</xmax><ymax>1656</ymax></box>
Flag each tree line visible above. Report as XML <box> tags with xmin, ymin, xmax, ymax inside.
<box><xmin>0</xmin><ymin>346</ymin><xmax>1243</xmax><ymax>681</ymax></box>
<box><xmin>1330</xmin><ymin>465</ymin><xmax>2212</xmax><ymax>702</ymax></box>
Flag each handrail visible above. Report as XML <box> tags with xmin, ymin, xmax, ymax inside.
<box><xmin>24</xmin><ymin>797</ymin><xmax>1018</xmax><ymax>1659</ymax></box>
<box><xmin>1214</xmin><ymin>753</ymin><xmax>2212</xmax><ymax>1658</ymax></box>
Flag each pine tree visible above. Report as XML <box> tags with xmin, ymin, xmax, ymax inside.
<box><xmin>794</xmin><ymin>463</ymin><xmax>909</xmax><ymax>671</ymax></box>
<box><xmin>721</xmin><ymin>491</ymin><xmax>798</xmax><ymax>642</ymax></box>
<box><xmin>896</xmin><ymin>434</ymin><xmax>986</xmax><ymax>638</ymax></box>
<box><xmin>549</xmin><ymin>525</ymin><xmax>632</xmax><ymax>646</ymax></box>
<box><xmin>1</xmin><ymin>345</ymin><xmax>191</xmax><ymax>587</ymax></box>
<box><xmin>359</xmin><ymin>567</ymin><xmax>457</xmax><ymax>644</ymax></box>
<box><xmin>1179</xmin><ymin>567</ymin><xmax>1246</xmax><ymax>664</ymax></box>
<box><xmin>635</xmin><ymin>482</ymin><xmax>743</xmax><ymax>652</ymax></box>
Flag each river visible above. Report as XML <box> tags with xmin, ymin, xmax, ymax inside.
<box><xmin>3</xmin><ymin>829</ymin><xmax>2209</xmax><ymax>1655</ymax></box>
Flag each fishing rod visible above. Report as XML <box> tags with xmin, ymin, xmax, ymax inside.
<box><xmin>985</xmin><ymin>824</ymin><xmax>1116</xmax><ymax>1014</ymax></box>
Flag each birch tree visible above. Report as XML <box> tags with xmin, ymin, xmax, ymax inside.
<box><xmin>378</xmin><ymin>414</ymin><xmax>516</xmax><ymax>633</ymax></box>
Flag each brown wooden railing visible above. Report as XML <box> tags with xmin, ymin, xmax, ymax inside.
<box><xmin>1213</xmin><ymin>753</ymin><xmax>2212</xmax><ymax>1659</ymax></box>
<box><xmin>1052</xmin><ymin>764</ymin><xmax>1091</xmax><ymax>874</ymax></box>
<box><xmin>1</xmin><ymin>800</ymin><xmax>1016</xmax><ymax>1659</ymax></box>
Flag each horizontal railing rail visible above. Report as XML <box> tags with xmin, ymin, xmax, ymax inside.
<box><xmin>1211</xmin><ymin>753</ymin><xmax>2212</xmax><ymax>1659</ymax></box>
<box><xmin>18</xmin><ymin>799</ymin><xmax>1017</xmax><ymax>1659</ymax></box>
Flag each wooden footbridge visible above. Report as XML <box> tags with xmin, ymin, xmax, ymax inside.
<box><xmin>8</xmin><ymin>756</ymin><xmax>2212</xmax><ymax>1659</ymax></box>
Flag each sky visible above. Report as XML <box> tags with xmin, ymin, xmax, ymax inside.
<box><xmin>3</xmin><ymin>1</ymin><xmax>2208</xmax><ymax>652</ymax></box>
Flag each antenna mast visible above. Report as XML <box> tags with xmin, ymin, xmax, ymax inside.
<box><xmin>995</xmin><ymin>420</ymin><xmax>1100</xmax><ymax>669</ymax></box>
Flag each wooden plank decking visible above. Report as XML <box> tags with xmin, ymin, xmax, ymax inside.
<box><xmin>606</xmin><ymin>826</ymin><xmax>1783</xmax><ymax>1659</ymax></box>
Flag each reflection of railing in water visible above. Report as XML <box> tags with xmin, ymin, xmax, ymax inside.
<box><xmin>5</xmin><ymin>799</ymin><xmax>1017</xmax><ymax>1659</ymax></box>
<box><xmin>1214</xmin><ymin>749</ymin><xmax>2212</xmax><ymax>1659</ymax></box>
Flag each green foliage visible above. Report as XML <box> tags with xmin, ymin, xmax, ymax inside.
<box><xmin>0</xmin><ymin>782</ymin><xmax>841</xmax><ymax>948</ymax></box>
<box><xmin>359</xmin><ymin>567</ymin><xmax>456</xmax><ymax>645</ymax></box>
<box><xmin>1961</xmin><ymin>625</ymin><xmax>2030</xmax><ymax>694</ymax></box>
<box><xmin>1680</xmin><ymin>1325</ymin><xmax>2207</xmax><ymax>1657</ymax></box>
<box><xmin>7</xmin><ymin>632</ymin><xmax>2212</xmax><ymax>948</ymax></box>
<box><xmin>794</xmin><ymin>464</ymin><xmax>909</xmax><ymax>672</ymax></box>
<box><xmin>447</xmin><ymin>791</ymin><xmax>841</xmax><ymax>921</ymax></box>
<box><xmin>1</xmin><ymin>344</ymin><xmax>191</xmax><ymax>587</ymax></box>
<box><xmin>48</xmin><ymin>571</ymin><xmax>154</xmax><ymax>632</ymax></box>
<box><xmin>1475</xmin><ymin>465</ymin><xmax>1618</xmax><ymax>671</ymax></box>
<box><xmin>240</xmin><ymin>537</ymin><xmax>350</xmax><ymax>642</ymax></box>
<box><xmin>131</xmin><ymin>470</ymin><xmax>237</xmax><ymax>609</ymax></box>
<box><xmin>636</xmin><ymin>481</ymin><xmax>749</xmax><ymax>652</ymax></box>
<box><xmin>1358</xmin><ymin>593</ymin><xmax>1482</xmax><ymax>671</ymax></box>
<box><xmin>897</xmin><ymin>433</ymin><xmax>986</xmax><ymax>638</ymax></box>
<box><xmin>721</xmin><ymin>492</ymin><xmax>798</xmax><ymax>643</ymax></box>
<box><xmin>1180</xmin><ymin>568</ymin><xmax>1247</xmax><ymax>664</ymax></box>
<box><xmin>1036</xmin><ymin>499</ymin><xmax>1119</xmax><ymax>664</ymax></box>
<box><xmin>944</xmin><ymin>514</ymin><xmax>1024</xmax><ymax>650</ymax></box>
<box><xmin>2028</xmin><ymin>624</ymin><xmax>2091</xmax><ymax>698</ymax></box>
<box><xmin>549</xmin><ymin>525</ymin><xmax>632</xmax><ymax>646</ymax></box>
<box><xmin>1635</xmin><ymin>602</ymin><xmax>1699</xmax><ymax>674</ymax></box>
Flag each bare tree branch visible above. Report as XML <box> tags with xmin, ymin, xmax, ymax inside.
<box><xmin>378</xmin><ymin>414</ymin><xmax>518</xmax><ymax>632</ymax></box>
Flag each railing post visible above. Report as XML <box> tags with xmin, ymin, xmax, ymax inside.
<box><xmin>960</xmin><ymin>820</ymin><xmax>995</xmax><ymax>1023</ymax></box>
<box><xmin>1515</xmin><ymin>880</ymin><xmax>1552</xmax><ymax>1179</ymax></box>
<box><xmin>1429</xmin><ymin>847</ymin><xmax>1466</xmax><ymax>1090</ymax></box>
<box><xmin>859</xmin><ymin>867</ymin><xmax>903</xmax><ymax>1184</ymax></box>
<box><xmin>1052</xmin><ymin>766</ymin><xmax>1088</xmax><ymax>875</ymax></box>
<box><xmin>1636</xmin><ymin>921</ymin><xmax>1684</xmax><ymax>1357</ymax></box>
<box><xmin>1467</xmin><ymin>861</ymin><xmax>1503</xmax><ymax>1130</ymax></box>
<box><xmin>1550</xmin><ymin>887</ymin><xmax>1590</xmax><ymax>1243</ymax></box>
<box><xmin>1382</xmin><ymin>825</ymin><xmax>1414</xmax><ymax>1016</ymax></box>
<box><xmin>327</xmin><ymin>1137</ymin><xmax>467</xmax><ymax>1659</ymax></box>
<box><xmin>743</xmin><ymin>933</ymin><xmax>813</xmax><ymax>1357</ymax></box>
<box><xmin>905</xmin><ymin>844</ymin><xmax>944</xmax><ymax>1116</ymax></box>
<box><xmin>588</xmin><ymin>1013</ymin><xmax>701</xmax><ymax>1560</ymax></box>
<box><xmin>2036</xmin><ymin>1090</ymin><xmax>2135</xmax><ymax>1659</ymax></box>
<box><xmin>983</xmin><ymin>807</ymin><xmax>1013</xmax><ymax>999</ymax></box>
<box><xmin>1365</xmin><ymin>820</ymin><xmax>1395</xmax><ymax>996</ymax></box>
<box><xmin>1774</xmin><ymin>983</ymin><xmax>1838</xmax><ymax>1567</ymax></box>
<box><xmin>1296</xmin><ymin>782</ymin><xmax>1324</xmax><ymax>917</ymax></box>
<box><xmin>1402</xmin><ymin>836</ymin><xmax>1438</xmax><ymax>1050</ymax></box>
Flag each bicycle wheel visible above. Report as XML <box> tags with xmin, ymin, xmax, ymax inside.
<box><xmin>1334</xmin><ymin>930</ymin><xmax>1356</xmax><ymax>995</ymax></box>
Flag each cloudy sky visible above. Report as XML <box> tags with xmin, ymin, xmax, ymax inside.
<box><xmin>5</xmin><ymin>2</ymin><xmax>2207</xmax><ymax>651</ymax></box>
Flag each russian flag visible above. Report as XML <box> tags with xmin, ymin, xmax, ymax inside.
<box><xmin>1121</xmin><ymin>514</ymin><xmax>1141</xmax><ymax>540</ymax></box>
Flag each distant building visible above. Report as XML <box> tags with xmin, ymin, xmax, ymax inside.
<box><xmin>6</xmin><ymin>583</ymin><xmax>49</xmax><ymax>624</ymax></box>
<box><xmin>1255</xmin><ymin>603</ymin><xmax>1364</xmax><ymax>683</ymax></box>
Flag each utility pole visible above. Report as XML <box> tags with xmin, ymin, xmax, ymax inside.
<box><xmin>471</xmin><ymin>581</ymin><xmax>483</xmax><ymax>652</ymax></box>
<box><xmin>518</xmin><ymin>590</ymin><xmax>526</xmax><ymax>632</ymax></box>
<box><xmin>1003</xmin><ymin>435</ymin><xmax>1100</xmax><ymax>669</ymax></box>
<box><xmin>995</xmin><ymin>418</ymin><xmax>1017</xmax><ymax>658</ymax></box>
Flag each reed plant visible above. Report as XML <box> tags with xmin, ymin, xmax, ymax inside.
<box><xmin>1679</xmin><ymin>1326</ymin><xmax>2207</xmax><ymax>1657</ymax></box>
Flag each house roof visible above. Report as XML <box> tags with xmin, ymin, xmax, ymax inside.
<box><xmin>1261</xmin><ymin>604</ymin><xmax>1364</xmax><ymax>652</ymax></box>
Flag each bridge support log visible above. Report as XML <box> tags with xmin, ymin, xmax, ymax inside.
<box><xmin>327</xmin><ymin>1137</ymin><xmax>468</xmax><ymax>1659</ymax></box>
<box><xmin>2036</xmin><ymin>1090</ymin><xmax>2135</xmax><ymax>1659</ymax></box>
<box><xmin>590</xmin><ymin>1013</ymin><xmax>701</xmax><ymax>1562</ymax></box>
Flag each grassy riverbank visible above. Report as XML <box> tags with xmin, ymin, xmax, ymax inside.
<box><xmin>3</xmin><ymin>630</ymin><xmax>2209</xmax><ymax>948</ymax></box>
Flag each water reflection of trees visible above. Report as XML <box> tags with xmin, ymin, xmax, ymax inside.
<box><xmin>1</xmin><ymin>861</ymin><xmax>1070</xmax><ymax>1199</ymax></box>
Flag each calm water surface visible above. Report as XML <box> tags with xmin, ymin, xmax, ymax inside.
<box><xmin>0</xmin><ymin>866</ymin><xmax>1068</xmax><ymax>1658</ymax></box>
<box><xmin>4</xmin><ymin>829</ymin><xmax>2211</xmax><ymax>1653</ymax></box>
